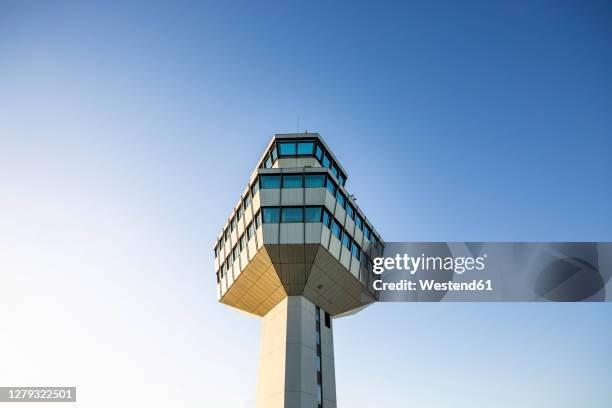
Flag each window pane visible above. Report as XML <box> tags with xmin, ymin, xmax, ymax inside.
<box><xmin>271</xmin><ymin>146</ymin><xmax>278</xmax><ymax>161</ymax></box>
<box><xmin>331</xmin><ymin>165</ymin><xmax>338</xmax><ymax>178</ymax></box>
<box><xmin>342</xmin><ymin>231</ymin><xmax>351</xmax><ymax>249</ymax></box>
<box><xmin>364</xmin><ymin>225</ymin><xmax>371</xmax><ymax>240</ymax></box>
<box><xmin>315</xmin><ymin>144</ymin><xmax>323</xmax><ymax>161</ymax></box>
<box><xmin>326</xmin><ymin>177</ymin><xmax>336</xmax><ymax>194</ymax></box>
<box><xmin>336</xmin><ymin>191</ymin><xmax>346</xmax><ymax>208</ymax></box>
<box><xmin>278</xmin><ymin>142</ymin><xmax>296</xmax><ymax>156</ymax></box>
<box><xmin>322</xmin><ymin>209</ymin><xmax>331</xmax><ymax>227</ymax></box>
<box><xmin>305</xmin><ymin>174</ymin><xmax>326</xmax><ymax>188</ymax></box>
<box><xmin>282</xmin><ymin>207</ymin><xmax>303</xmax><ymax>223</ymax></box>
<box><xmin>346</xmin><ymin>204</ymin><xmax>355</xmax><ymax>219</ymax></box>
<box><xmin>260</xmin><ymin>175</ymin><xmax>281</xmax><ymax>189</ymax></box>
<box><xmin>251</xmin><ymin>181</ymin><xmax>259</xmax><ymax>195</ymax></box>
<box><xmin>331</xmin><ymin>219</ymin><xmax>341</xmax><ymax>238</ymax></box>
<box><xmin>262</xmin><ymin>207</ymin><xmax>280</xmax><ymax>223</ymax></box>
<box><xmin>322</xmin><ymin>153</ymin><xmax>331</xmax><ymax>168</ymax></box>
<box><xmin>282</xmin><ymin>175</ymin><xmax>302</xmax><ymax>188</ymax></box>
<box><xmin>338</xmin><ymin>174</ymin><xmax>345</xmax><ymax>186</ymax></box>
<box><xmin>352</xmin><ymin>244</ymin><xmax>361</xmax><ymax>260</ymax></box>
<box><xmin>297</xmin><ymin>141</ymin><xmax>315</xmax><ymax>155</ymax></box>
<box><xmin>264</xmin><ymin>155</ymin><xmax>272</xmax><ymax>168</ymax></box>
<box><xmin>305</xmin><ymin>207</ymin><xmax>322</xmax><ymax>222</ymax></box>
<box><xmin>356</xmin><ymin>215</ymin><xmax>363</xmax><ymax>229</ymax></box>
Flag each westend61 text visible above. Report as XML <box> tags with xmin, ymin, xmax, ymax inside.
<box><xmin>373</xmin><ymin>279</ymin><xmax>493</xmax><ymax>292</ymax></box>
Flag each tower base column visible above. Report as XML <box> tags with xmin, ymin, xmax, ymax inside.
<box><xmin>256</xmin><ymin>296</ymin><xmax>336</xmax><ymax>408</ymax></box>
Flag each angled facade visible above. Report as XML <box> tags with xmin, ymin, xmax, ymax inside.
<box><xmin>214</xmin><ymin>133</ymin><xmax>384</xmax><ymax>408</ymax></box>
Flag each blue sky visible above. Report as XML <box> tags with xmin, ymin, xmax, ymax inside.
<box><xmin>0</xmin><ymin>1</ymin><xmax>611</xmax><ymax>407</ymax></box>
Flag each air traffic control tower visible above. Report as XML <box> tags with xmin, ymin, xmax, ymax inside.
<box><xmin>213</xmin><ymin>133</ymin><xmax>384</xmax><ymax>408</ymax></box>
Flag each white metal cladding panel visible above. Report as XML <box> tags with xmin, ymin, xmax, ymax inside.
<box><xmin>224</xmin><ymin>239</ymin><xmax>231</xmax><ymax>256</ymax></box>
<box><xmin>334</xmin><ymin>205</ymin><xmax>346</xmax><ymax>224</ymax></box>
<box><xmin>233</xmin><ymin>258</ymin><xmax>241</xmax><ymax>278</ymax></box>
<box><xmin>214</xmin><ymin>255</ymin><xmax>219</xmax><ymax>271</ymax></box>
<box><xmin>343</xmin><ymin>217</ymin><xmax>355</xmax><ymax>236</ymax></box>
<box><xmin>216</xmin><ymin>284</ymin><xmax>221</xmax><ymax>300</ymax></box>
<box><xmin>247</xmin><ymin>237</ymin><xmax>257</xmax><ymax>260</ymax></box>
<box><xmin>304</xmin><ymin>188</ymin><xmax>325</xmax><ymax>205</ymax></box>
<box><xmin>260</xmin><ymin>189</ymin><xmax>281</xmax><ymax>206</ymax></box>
<box><xmin>324</xmin><ymin>190</ymin><xmax>336</xmax><ymax>212</ymax></box>
<box><xmin>328</xmin><ymin>236</ymin><xmax>341</xmax><ymax>260</ymax></box>
<box><xmin>230</xmin><ymin>229</ymin><xmax>237</xmax><ymax>244</ymax></box>
<box><xmin>362</xmin><ymin>238</ymin><xmax>371</xmax><ymax>254</ymax></box>
<box><xmin>359</xmin><ymin>264</ymin><xmax>369</xmax><ymax>286</ymax></box>
<box><xmin>280</xmin><ymin>223</ymin><xmax>304</xmax><ymax>244</ymax></box>
<box><xmin>227</xmin><ymin>265</ymin><xmax>235</xmax><ymax>286</ymax></box>
<box><xmin>252</xmin><ymin>191</ymin><xmax>261</xmax><ymax>210</ymax></box>
<box><xmin>350</xmin><ymin>257</ymin><xmax>360</xmax><ymax>279</ymax></box>
<box><xmin>321</xmin><ymin>226</ymin><xmax>331</xmax><ymax>248</ymax></box>
<box><xmin>244</xmin><ymin>205</ymin><xmax>253</xmax><ymax>226</ymax></box>
<box><xmin>295</xmin><ymin>157</ymin><xmax>317</xmax><ymax>168</ymax></box>
<box><xmin>263</xmin><ymin>224</ymin><xmax>279</xmax><ymax>245</ymax></box>
<box><xmin>305</xmin><ymin>223</ymin><xmax>323</xmax><ymax>244</ymax></box>
<box><xmin>220</xmin><ymin>275</ymin><xmax>227</xmax><ymax>294</ymax></box>
<box><xmin>353</xmin><ymin>228</ymin><xmax>364</xmax><ymax>248</ymax></box>
<box><xmin>240</xmin><ymin>249</ymin><xmax>248</xmax><ymax>271</ymax></box>
<box><xmin>256</xmin><ymin>227</ymin><xmax>264</xmax><ymax>250</ymax></box>
<box><xmin>277</xmin><ymin>158</ymin><xmax>297</xmax><ymax>168</ymax></box>
<box><xmin>237</xmin><ymin>218</ymin><xmax>245</xmax><ymax>237</ymax></box>
<box><xmin>340</xmin><ymin>247</ymin><xmax>351</xmax><ymax>269</ymax></box>
<box><xmin>281</xmin><ymin>188</ymin><xmax>304</xmax><ymax>206</ymax></box>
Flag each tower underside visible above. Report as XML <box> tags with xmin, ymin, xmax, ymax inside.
<box><xmin>219</xmin><ymin>242</ymin><xmax>377</xmax><ymax>317</ymax></box>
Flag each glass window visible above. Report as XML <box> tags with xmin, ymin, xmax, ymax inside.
<box><xmin>342</xmin><ymin>231</ymin><xmax>351</xmax><ymax>249</ymax></box>
<box><xmin>305</xmin><ymin>174</ymin><xmax>326</xmax><ymax>188</ymax></box>
<box><xmin>282</xmin><ymin>174</ymin><xmax>302</xmax><ymax>188</ymax></box>
<box><xmin>305</xmin><ymin>207</ymin><xmax>322</xmax><ymax>222</ymax></box>
<box><xmin>331</xmin><ymin>165</ymin><xmax>338</xmax><ymax>178</ymax></box>
<box><xmin>322</xmin><ymin>153</ymin><xmax>331</xmax><ymax>168</ymax></box>
<box><xmin>232</xmin><ymin>245</ymin><xmax>238</xmax><ymax>260</ymax></box>
<box><xmin>331</xmin><ymin>219</ymin><xmax>341</xmax><ymax>239</ymax></box>
<box><xmin>246</xmin><ymin>222</ymin><xmax>254</xmax><ymax>239</ymax></box>
<box><xmin>278</xmin><ymin>142</ymin><xmax>296</xmax><ymax>156</ymax></box>
<box><xmin>322</xmin><ymin>209</ymin><xmax>331</xmax><ymax>227</ymax></box>
<box><xmin>315</xmin><ymin>144</ymin><xmax>323</xmax><ymax>161</ymax></box>
<box><xmin>297</xmin><ymin>141</ymin><xmax>315</xmax><ymax>155</ymax></box>
<box><xmin>338</xmin><ymin>173</ymin><xmax>345</xmax><ymax>186</ymax></box>
<box><xmin>239</xmin><ymin>235</ymin><xmax>245</xmax><ymax>250</ymax></box>
<box><xmin>364</xmin><ymin>225</ymin><xmax>371</xmax><ymax>240</ymax></box>
<box><xmin>346</xmin><ymin>204</ymin><xmax>355</xmax><ymax>219</ymax></box>
<box><xmin>336</xmin><ymin>191</ymin><xmax>346</xmax><ymax>208</ymax></box>
<box><xmin>352</xmin><ymin>243</ymin><xmax>361</xmax><ymax>260</ymax></box>
<box><xmin>264</xmin><ymin>155</ymin><xmax>272</xmax><ymax>168</ymax></box>
<box><xmin>271</xmin><ymin>145</ymin><xmax>278</xmax><ymax>161</ymax></box>
<box><xmin>224</xmin><ymin>229</ymin><xmax>229</xmax><ymax>241</ymax></box>
<box><xmin>325</xmin><ymin>312</ymin><xmax>331</xmax><ymax>328</ymax></box>
<box><xmin>262</xmin><ymin>207</ymin><xmax>280</xmax><ymax>223</ymax></box>
<box><xmin>254</xmin><ymin>210</ymin><xmax>262</xmax><ymax>228</ymax></box>
<box><xmin>243</xmin><ymin>194</ymin><xmax>251</xmax><ymax>210</ymax></box>
<box><xmin>260</xmin><ymin>175</ymin><xmax>281</xmax><ymax>189</ymax></box>
<box><xmin>326</xmin><ymin>177</ymin><xmax>336</xmax><ymax>195</ymax></box>
<box><xmin>251</xmin><ymin>180</ymin><xmax>259</xmax><ymax>196</ymax></box>
<box><xmin>355</xmin><ymin>215</ymin><xmax>363</xmax><ymax>230</ymax></box>
<box><xmin>282</xmin><ymin>207</ymin><xmax>303</xmax><ymax>223</ymax></box>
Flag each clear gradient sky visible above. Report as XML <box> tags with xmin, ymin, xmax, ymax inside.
<box><xmin>1</xmin><ymin>1</ymin><xmax>611</xmax><ymax>407</ymax></box>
